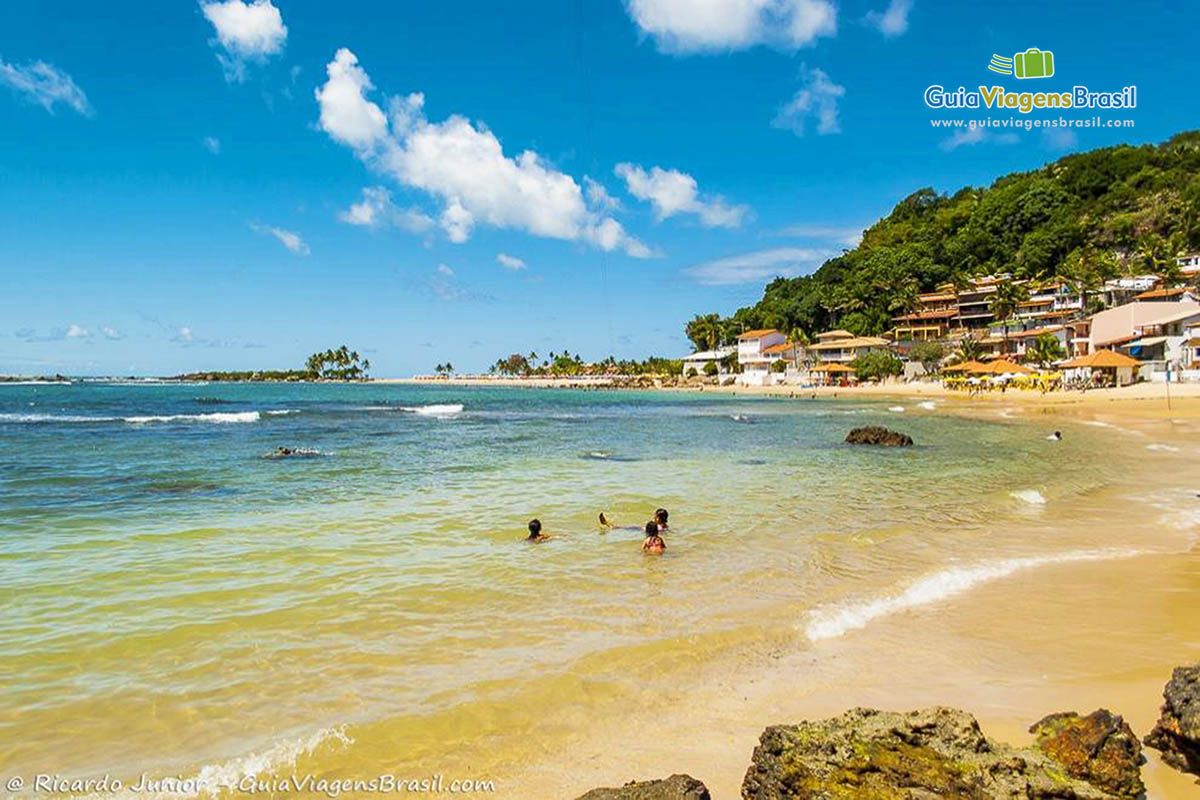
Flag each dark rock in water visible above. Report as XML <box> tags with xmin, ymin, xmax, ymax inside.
<box><xmin>576</xmin><ymin>774</ymin><xmax>710</xmax><ymax>800</ymax></box>
<box><xmin>740</xmin><ymin>707</ymin><xmax>1119</xmax><ymax>799</ymax></box>
<box><xmin>1144</xmin><ymin>663</ymin><xmax>1200</xmax><ymax>780</ymax></box>
<box><xmin>845</xmin><ymin>425</ymin><xmax>913</xmax><ymax>446</ymax></box>
<box><xmin>1029</xmin><ymin>709</ymin><xmax>1145</xmax><ymax>798</ymax></box>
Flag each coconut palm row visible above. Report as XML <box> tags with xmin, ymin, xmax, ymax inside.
<box><xmin>305</xmin><ymin>346</ymin><xmax>369</xmax><ymax>379</ymax></box>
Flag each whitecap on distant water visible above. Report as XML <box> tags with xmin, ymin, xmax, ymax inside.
<box><xmin>401</xmin><ymin>404</ymin><xmax>464</xmax><ymax>416</ymax></box>
<box><xmin>0</xmin><ymin>411</ymin><xmax>263</xmax><ymax>424</ymax></box>
<box><xmin>918</xmin><ymin>401</ymin><xmax>937</xmax><ymax>411</ymax></box>
<box><xmin>1146</xmin><ymin>443</ymin><xmax>1180</xmax><ymax>452</ymax></box>
<box><xmin>888</xmin><ymin>406</ymin><xmax>905</xmax><ymax>412</ymax></box>
<box><xmin>1010</xmin><ymin>489</ymin><xmax>1046</xmax><ymax>505</ymax></box>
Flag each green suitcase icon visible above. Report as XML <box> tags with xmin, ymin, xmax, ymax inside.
<box><xmin>1013</xmin><ymin>48</ymin><xmax>1054</xmax><ymax>79</ymax></box>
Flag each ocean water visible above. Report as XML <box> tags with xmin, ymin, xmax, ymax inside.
<box><xmin>1</xmin><ymin>383</ymin><xmax>1194</xmax><ymax>796</ymax></box>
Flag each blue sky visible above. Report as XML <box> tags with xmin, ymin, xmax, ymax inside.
<box><xmin>1</xmin><ymin>0</ymin><xmax>1196</xmax><ymax>376</ymax></box>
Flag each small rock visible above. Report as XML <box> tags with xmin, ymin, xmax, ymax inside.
<box><xmin>575</xmin><ymin>774</ymin><xmax>710</xmax><ymax>800</ymax></box>
<box><xmin>1144</xmin><ymin>663</ymin><xmax>1200</xmax><ymax>779</ymax></box>
<box><xmin>845</xmin><ymin>425</ymin><xmax>913</xmax><ymax>446</ymax></box>
<box><xmin>1029</xmin><ymin>709</ymin><xmax>1145</xmax><ymax>798</ymax></box>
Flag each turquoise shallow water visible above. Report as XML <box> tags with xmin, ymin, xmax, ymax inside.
<box><xmin>1</xmin><ymin>383</ymin><xmax>1189</xmax><ymax>795</ymax></box>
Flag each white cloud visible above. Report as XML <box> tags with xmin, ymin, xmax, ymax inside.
<box><xmin>202</xmin><ymin>136</ymin><xmax>221</xmax><ymax>154</ymax></box>
<box><xmin>778</xmin><ymin>223</ymin><xmax>863</xmax><ymax>247</ymax></box>
<box><xmin>615</xmin><ymin>163</ymin><xmax>747</xmax><ymax>228</ymax></box>
<box><xmin>0</xmin><ymin>59</ymin><xmax>92</xmax><ymax>116</ymax></box>
<box><xmin>865</xmin><ymin>0</ymin><xmax>913</xmax><ymax>37</ymax></box>
<box><xmin>772</xmin><ymin>66</ymin><xmax>845</xmax><ymax>136</ymax></box>
<box><xmin>338</xmin><ymin>186</ymin><xmax>435</xmax><ymax>233</ymax></box>
<box><xmin>436</xmin><ymin>263</ymin><xmax>455</xmax><ymax>276</ymax></box>
<box><xmin>496</xmin><ymin>253</ymin><xmax>526</xmax><ymax>271</ymax></box>
<box><xmin>584</xmin><ymin>177</ymin><xmax>620</xmax><ymax>211</ymax></box>
<box><xmin>66</xmin><ymin>324</ymin><xmax>90</xmax><ymax>338</ymax></box>
<box><xmin>684</xmin><ymin>246</ymin><xmax>831</xmax><ymax>285</ymax></box>
<box><xmin>251</xmin><ymin>222</ymin><xmax>310</xmax><ymax>254</ymax></box>
<box><xmin>176</xmin><ymin>326</ymin><xmax>195</xmax><ymax>343</ymax></box>
<box><xmin>625</xmin><ymin>0</ymin><xmax>836</xmax><ymax>53</ymax></box>
<box><xmin>939</xmin><ymin>127</ymin><xmax>1019</xmax><ymax>151</ymax></box>
<box><xmin>1043</xmin><ymin>127</ymin><xmax>1078</xmax><ymax>151</ymax></box>
<box><xmin>101</xmin><ymin>326</ymin><xmax>122</xmax><ymax>340</ymax></box>
<box><xmin>200</xmin><ymin>0</ymin><xmax>288</xmax><ymax>82</ymax></box>
<box><xmin>315</xmin><ymin>48</ymin><xmax>649</xmax><ymax>257</ymax></box>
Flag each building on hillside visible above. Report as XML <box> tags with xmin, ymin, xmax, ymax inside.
<box><xmin>1185</xmin><ymin>320</ymin><xmax>1200</xmax><ymax>368</ymax></box>
<box><xmin>1177</xmin><ymin>253</ymin><xmax>1200</xmax><ymax>276</ymax></box>
<box><xmin>1103</xmin><ymin>275</ymin><xmax>1159</xmax><ymax>307</ymax></box>
<box><xmin>681</xmin><ymin>346</ymin><xmax>735</xmax><ymax>378</ymax></box>
<box><xmin>1132</xmin><ymin>286</ymin><xmax>1199</xmax><ymax>303</ymax></box>
<box><xmin>954</xmin><ymin>276</ymin><xmax>1004</xmax><ymax>331</ymax></box>
<box><xmin>1065</xmin><ymin>319</ymin><xmax>1092</xmax><ymax>356</ymax></box>
<box><xmin>1086</xmin><ymin>300</ymin><xmax>1200</xmax><ymax>356</ymax></box>
<box><xmin>891</xmin><ymin>291</ymin><xmax>959</xmax><ymax>340</ymax></box>
<box><xmin>806</xmin><ymin>330</ymin><xmax>891</xmax><ymax>363</ymax></box>
<box><xmin>735</xmin><ymin>329</ymin><xmax>786</xmax><ymax>385</ymax></box>
<box><xmin>1116</xmin><ymin>306</ymin><xmax>1200</xmax><ymax>369</ymax></box>
<box><xmin>1005</xmin><ymin>324</ymin><xmax>1069</xmax><ymax>361</ymax></box>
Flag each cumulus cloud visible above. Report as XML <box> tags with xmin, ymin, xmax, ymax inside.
<box><xmin>1043</xmin><ymin>127</ymin><xmax>1078</xmax><ymax>151</ymax></box>
<box><xmin>772</xmin><ymin>66</ymin><xmax>845</xmax><ymax>136</ymax></box>
<box><xmin>615</xmin><ymin>163</ymin><xmax>747</xmax><ymax>228</ymax></box>
<box><xmin>251</xmin><ymin>222</ymin><xmax>309</xmax><ymax>254</ymax></box>
<box><xmin>175</xmin><ymin>326</ymin><xmax>195</xmax><ymax>343</ymax></box>
<box><xmin>315</xmin><ymin>48</ymin><xmax>650</xmax><ymax>257</ymax></box>
<box><xmin>101</xmin><ymin>326</ymin><xmax>123</xmax><ymax>340</ymax></box>
<box><xmin>338</xmin><ymin>186</ymin><xmax>435</xmax><ymax>233</ymax></box>
<box><xmin>200</xmin><ymin>0</ymin><xmax>288</xmax><ymax>82</ymax></box>
<box><xmin>0</xmin><ymin>58</ymin><xmax>92</xmax><ymax>115</ymax></box>
<box><xmin>939</xmin><ymin>127</ymin><xmax>1019</xmax><ymax>151</ymax></box>
<box><xmin>865</xmin><ymin>0</ymin><xmax>913</xmax><ymax>37</ymax></box>
<box><xmin>496</xmin><ymin>253</ymin><xmax>526</xmax><ymax>271</ymax></box>
<box><xmin>625</xmin><ymin>0</ymin><xmax>836</xmax><ymax>53</ymax></box>
<box><xmin>66</xmin><ymin>324</ymin><xmax>90</xmax><ymax>338</ymax></box>
<box><xmin>202</xmin><ymin>136</ymin><xmax>221</xmax><ymax>154</ymax></box>
<box><xmin>684</xmin><ymin>246</ymin><xmax>831</xmax><ymax>285</ymax></box>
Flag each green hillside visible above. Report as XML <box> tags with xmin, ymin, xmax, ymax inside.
<box><xmin>685</xmin><ymin>131</ymin><xmax>1200</xmax><ymax>350</ymax></box>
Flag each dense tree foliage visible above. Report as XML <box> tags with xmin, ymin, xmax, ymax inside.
<box><xmin>686</xmin><ymin>132</ymin><xmax>1200</xmax><ymax>344</ymax></box>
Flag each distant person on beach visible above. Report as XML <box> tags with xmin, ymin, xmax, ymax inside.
<box><xmin>526</xmin><ymin>519</ymin><xmax>552</xmax><ymax>543</ymax></box>
<box><xmin>642</xmin><ymin>521</ymin><xmax>666</xmax><ymax>554</ymax></box>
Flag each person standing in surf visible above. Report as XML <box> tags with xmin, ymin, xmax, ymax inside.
<box><xmin>642</xmin><ymin>521</ymin><xmax>665</xmax><ymax>554</ymax></box>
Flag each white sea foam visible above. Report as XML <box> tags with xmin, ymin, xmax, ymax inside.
<box><xmin>1146</xmin><ymin>443</ymin><xmax>1180</xmax><ymax>452</ymax></box>
<box><xmin>1010</xmin><ymin>489</ymin><xmax>1046</xmax><ymax>505</ymax></box>
<box><xmin>888</xmin><ymin>406</ymin><xmax>905</xmax><ymax>412</ymax></box>
<box><xmin>403</xmin><ymin>404</ymin><xmax>464</xmax><ymax>416</ymax></box>
<box><xmin>804</xmin><ymin>548</ymin><xmax>1146</xmax><ymax>642</ymax></box>
<box><xmin>124</xmin><ymin>412</ymin><xmax>261</xmax><ymax>424</ymax></box>
<box><xmin>918</xmin><ymin>401</ymin><xmax>937</xmax><ymax>410</ymax></box>
<box><xmin>86</xmin><ymin>726</ymin><xmax>353</xmax><ymax>799</ymax></box>
<box><xmin>0</xmin><ymin>412</ymin><xmax>117</xmax><ymax>423</ymax></box>
<box><xmin>1084</xmin><ymin>420</ymin><xmax>1114</xmax><ymax>428</ymax></box>
<box><xmin>265</xmin><ymin>409</ymin><xmax>299</xmax><ymax>416</ymax></box>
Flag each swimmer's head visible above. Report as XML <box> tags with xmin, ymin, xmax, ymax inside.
<box><xmin>654</xmin><ymin>508</ymin><xmax>669</xmax><ymax>526</ymax></box>
<box><xmin>527</xmin><ymin>519</ymin><xmax>542</xmax><ymax>538</ymax></box>
<box><xmin>644</xmin><ymin>520</ymin><xmax>659</xmax><ymax>537</ymax></box>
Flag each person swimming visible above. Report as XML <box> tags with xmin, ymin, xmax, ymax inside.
<box><xmin>526</xmin><ymin>518</ymin><xmax>552</xmax><ymax>543</ymax></box>
<box><xmin>642</xmin><ymin>520</ymin><xmax>666</xmax><ymax>554</ymax></box>
<box><xmin>600</xmin><ymin>508</ymin><xmax>670</xmax><ymax>532</ymax></box>
<box><xmin>1047</xmin><ymin>431</ymin><xmax>1063</xmax><ymax>441</ymax></box>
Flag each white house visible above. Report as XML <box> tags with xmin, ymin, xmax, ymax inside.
<box><xmin>736</xmin><ymin>329</ymin><xmax>786</xmax><ymax>385</ymax></box>
<box><xmin>1117</xmin><ymin>305</ymin><xmax>1200</xmax><ymax>377</ymax></box>
<box><xmin>681</xmin><ymin>346</ymin><xmax>735</xmax><ymax>378</ymax></box>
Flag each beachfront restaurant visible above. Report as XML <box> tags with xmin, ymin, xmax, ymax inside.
<box><xmin>810</xmin><ymin>362</ymin><xmax>856</xmax><ymax>386</ymax></box>
<box><xmin>1060</xmin><ymin>349</ymin><xmax>1140</xmax><ymax>387</ymax></box>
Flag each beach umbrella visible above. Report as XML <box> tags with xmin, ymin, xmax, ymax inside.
<box><xmin>1060</xmin><ymin>349</ymin><xmax>1140</xmax><ymax>369</ymax></box>
<box><xmin>943</xmin><ymin>360</ymin><xmax>984</xmax><ymax>373</ymax></box>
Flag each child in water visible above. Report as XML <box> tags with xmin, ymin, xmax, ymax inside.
<box><xmin>600</xmin><ymin>508</ymin><xmax>669</xmax><ymax>532</ymax></box>
<box><xmin>526</xmin><ymin>519</ymin><xmax>553</xmax><ymax>543</ymax></box>
<box><xmin>642</xmin><ymin>520</ymin><xmax>666</xmax><ymax>554</ymax></box>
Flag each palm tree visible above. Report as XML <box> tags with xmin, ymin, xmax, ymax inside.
<box><xmin>952</xmin><ymin>337</ymin><xmax>983</xmax><ymax>363</ymax></box>
<box><xmin>989</xmin><ymin>280</ymin><xmax>1030</xmax><ymax>355</ymax></box>
<box><xmin>1138</xmin><ymin>233</ymin><xmax>1186</xmax><ymax>288</ymax></box>
<box><xmin>1025</xmin><ymin>333</ymin><xmax>1067</xmax><ymax>368</ymax></box>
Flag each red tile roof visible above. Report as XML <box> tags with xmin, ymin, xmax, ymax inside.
<box><xmin>737</xmin><ymin>329</ymin><xmax>779</xmax><ymax>340</ymax></box>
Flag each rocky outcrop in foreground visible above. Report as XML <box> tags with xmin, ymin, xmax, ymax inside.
<box><xmin>740</xmin><ymin>707</ymin><xmax>1120</xmax><ymax>799</ymax></box>
<box><xmin>1144</xmin><ymin>663</ymin><xmax>1200</xmax><ymax>779</ymax></box>
<box><xmin>575</xmin><ymin>774</ymin><xmax>710</xmax><ymax>800</ymax></box>
<box><xmin>845</xmin><ymin>426</ymin><xmax>913</xmax><ymax>446</ymax></box>
<box><xmin>1029</xmin><ymin>710</ymin><xmax>1145</xmax><ymax>797</ymax></box>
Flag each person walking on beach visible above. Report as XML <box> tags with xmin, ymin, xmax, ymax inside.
<box><xmin>525</xmin><ymin>519</ymin><xmax>553</xmax><ymax>543</ymax></box>
<box><xmin>642</xmin><ymin>521</ymin><xmax>666</xmax><ymax>554</ymax></box>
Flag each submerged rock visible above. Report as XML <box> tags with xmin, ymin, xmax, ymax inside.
<box><xmin>845</xmin><ymin>426</ymin><xmax>913</xmax><ymax>446</ymax></box>
<box><xmin>740</xmin><ymin>707</ymin><xmax>1119</xmax><ymax>799</ymax></box>
<box><xmin>576</xmin><ymin>774</ymin><xmax>710</xmax><ymax>800</ymax></box>
<box><xmin>1029</xmin><ymin>709</ymin><xmax>1145</xmax><ymax>797</ymax></box>
<box><xmin>1144</xmin><ymin>663</ymin><xmax>1200</xmax><ymax>779</ymax></box>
